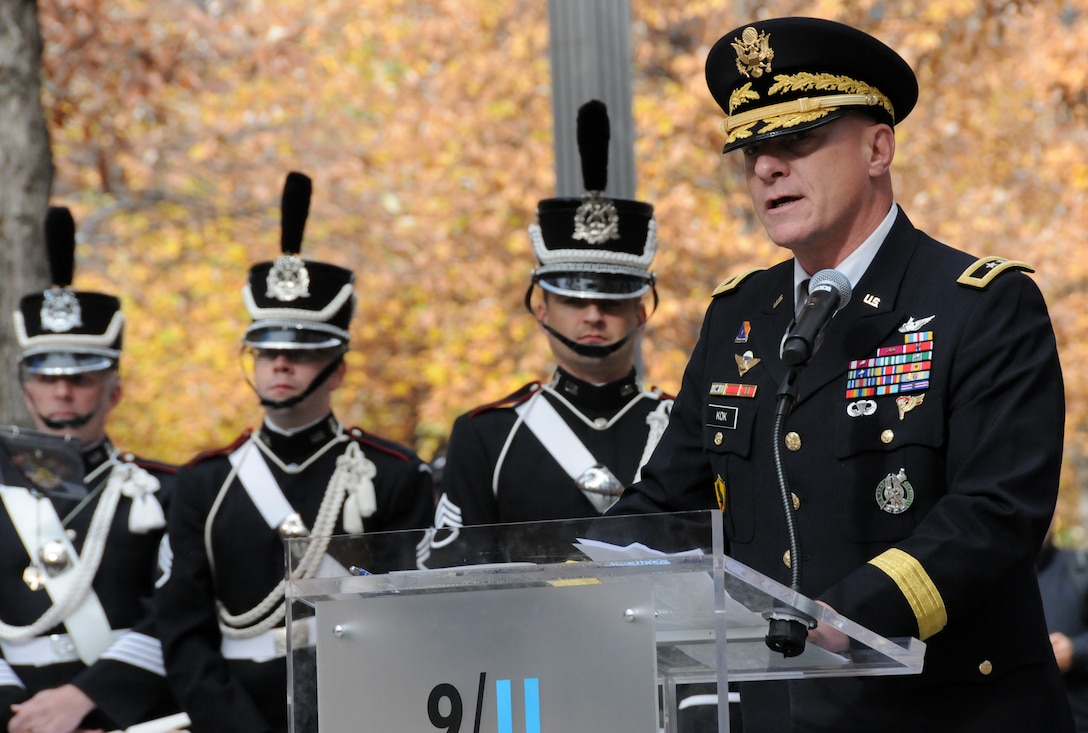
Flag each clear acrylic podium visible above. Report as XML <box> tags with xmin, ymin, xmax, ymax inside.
<box><xmin>285</xmin><ymin>511</ymin><xmax>924</xmax><ymax>733</ymax></box>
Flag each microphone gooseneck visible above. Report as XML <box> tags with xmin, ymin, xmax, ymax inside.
<box><xmin>765</xmin><ymin>269</ymin><xmax>852</xmax><ymax>658</ymax></box>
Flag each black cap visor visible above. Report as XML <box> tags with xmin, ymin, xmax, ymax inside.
<box><xmin>537</xmin><ymin>272</ymin><xmax>651</xmax><ymax>300</ymax></box>
<box><xmin>243</xmin><ymin>324</ymin><xmax>346</xmax><ymax>350</ymax></box>
<box><xmin>20</xmin><ymin>351</ymin><xmax>117</xmax><ymax>376</ymax></box>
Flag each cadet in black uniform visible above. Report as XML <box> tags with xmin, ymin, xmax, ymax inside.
<box><xmin>1</xmin><ymin>207</ymin><xmax>177</xmax><ymax>733</ymax></box>
<box><xmin>610</xmin><ymin>17</ymin><xmax>1072</xmax><ymax>733</ymax></box>
<box><xmin>155</xmin><ymin>172</ymin><xmax>434</xmax><ymax>733</ymax></box>
<box><xmin>427</xmin><ymin>100</ymin><xmax>672</xmax><ymax>539</ymax></box>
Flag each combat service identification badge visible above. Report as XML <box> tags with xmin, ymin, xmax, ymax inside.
<box><xmin>875</xmin><ymin>468</ymin><xmax>914</xmax><ymax>514</ymax></box>
<box><xmin>267</xmin><ymin>254</ymin><xmax>311</xmax><ymax>302</ymax></box>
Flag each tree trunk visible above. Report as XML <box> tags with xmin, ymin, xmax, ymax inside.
<box><xmin>0</xmin><ymin>0</ymin><xmax>52</xmax><ymax>427</ymax></box>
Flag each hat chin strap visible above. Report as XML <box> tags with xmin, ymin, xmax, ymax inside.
<box><xmin>40</xmin><ymin>412</ymin><xmax>95</xmax><ymax>431</ymax></box>
<box><xmin>523</xmin><ymin>282</ymin><xmax>652</xmax><ymax>359</ymax></box>
<box><xmin>254</xmin><ymin>353</ymin><xmax>346</xmax><ymax>410</ymax></box>
<box><xmin>537</xmin><ymin>321</ymin><xmax>636</xmax><ymax>359</ymax></box>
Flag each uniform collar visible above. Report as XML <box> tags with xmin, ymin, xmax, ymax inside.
<box><xmin>793</xmin><ymin>202</ymin><xmax>898</xmax><ymax>309</ymax></box>
<box><xmin>549</xmin><ymin>367</ymin><xmax>642</xmax><ymax>412</ymax></box>
<box><xmin>82</xmin><ymin>437</ymin><xmax>115</xmax><ymax>477</ymax></box>
<box><xmin>258</xmin><ymin>413</ymin><xmax>341</xmax><ymax>463</ymax></box>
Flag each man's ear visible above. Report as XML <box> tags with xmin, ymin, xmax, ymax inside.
<box><xmin>328</xmin><ymin>358</ymin><xmax>348</xmax><ymax>390</ymax></box>
<box><xmin>868</xmin><ymin>123</ymin><xmax>896</xmax><ymax>177</ymax></box>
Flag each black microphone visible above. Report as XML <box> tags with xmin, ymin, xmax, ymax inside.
<box><xmin>780</xmin><ymin>269</ymin><xmax>852</xmax><ymax>367</ymax></box>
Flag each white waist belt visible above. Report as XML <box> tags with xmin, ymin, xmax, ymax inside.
<box><xmin>1</xmin><ymin>629</ymin><xmax>128</xmax><ymax>667</ymax></box>
<box><xmin>220</xmin><ymin>617</ymin><xmax>316</xmax><ymax>663</ymax></box>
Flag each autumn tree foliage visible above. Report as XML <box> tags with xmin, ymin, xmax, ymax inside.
<box><xmin>36</xmin><ymin>0</ymin><xmax>1088</xmax><ymax>527</ymax></box>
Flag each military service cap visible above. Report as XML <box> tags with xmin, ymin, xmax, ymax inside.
<box><xmin>706</xmin><ymin>17</ymin><xmax>918</xmax><ymax>154</ymax></box>
<box><xmin>243</xmin><ymin>172</ymin><xmax>356</xmax><ymax>351</ymax></box>
<box><xmin>529</xmin><ymin>100</ymin><xmax>657</xmax><ymax>300</ymax></box>
<box><xmin>14</xmin><ymin>207</ymin><xmax>125</xmax><ymax>375</ymax></box>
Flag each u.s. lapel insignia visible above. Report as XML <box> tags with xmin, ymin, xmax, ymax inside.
<box><xmin>899</xmin><ymin>315</ymin><xmax>935</xmax><ymax>333</ymax></box>
<box><xmin>895</xmin><ymin>393</ymin><xmax>925</xmax><ymax>421</ymax></box>
<box><xmin>875</xmin><ymin>468</ymin><xmax>914</xmax><ymax>514</ymax></box>
<box><xmin>735</xmin><ymin>350</ymin><xmax>761</xmax><ymax>377</ymax></box>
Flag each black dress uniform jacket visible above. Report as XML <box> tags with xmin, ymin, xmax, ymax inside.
<box><xmin>0</xmin><ymin>439</ymin><xmax>177</xmax><ymax>730</ymax></box>
<box><xmin>156</xmin><ymin>415</ymin><xmax>433</xmax><ymax>733</ymax></box>
<box><xmin>439</xmin><ymin>368</ymin><xmax>672</xmax><ymax>525</ymax></box>
<box><xmin>611</xmin><ymin>210</ymin><xmax>1072</xmax><ymax>732</ymax></box>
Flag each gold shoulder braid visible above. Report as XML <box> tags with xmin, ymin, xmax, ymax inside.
<box><xmin>712</xmin><ymin>268</ymin><xmax>766</xmax><ymax>297</ymax></box>
<box><xmin>956</xmin><ymin>256</ymin><xmax>1034</xmax><ymax>290</ymax></box>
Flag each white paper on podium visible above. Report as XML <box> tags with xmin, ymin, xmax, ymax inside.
<box><xmin>573</xmin><ymin>537</ymin><xmax>848</xmax><ymax>670</ymax></box>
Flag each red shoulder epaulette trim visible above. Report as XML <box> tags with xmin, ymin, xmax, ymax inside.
<box><xmin>648</xmin><ymin>385</ymin><xmax>676</xmax><ymax>401</ymax></box>
<box><xmin>185</xmin><ymin>429</ymin><xmax>253</xmax><ymax>469</ymax></box>
<box><xmin>120</xmin><ymin>453</ymin><xmax>179</xmax><ymax>474</ymax></box>
<box><xmin>347</xmin><ymin>427</ymin><xmax>412</xmax><ymax>463</ymax></box>
<box><xmin>466</xmin><ymin>382</ymin><xmax>541</xmax><ymax>419</ymax></box>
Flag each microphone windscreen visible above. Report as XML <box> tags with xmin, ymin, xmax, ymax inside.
<box><xmin>808</xmin><ymin>269</ymin><xmax>852</xmax><ymax>308</ymax></box>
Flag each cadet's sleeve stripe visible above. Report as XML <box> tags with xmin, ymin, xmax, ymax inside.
<box><xmin>0</xmin><ymin>658</ymin><xmax>25</xmax><ymax>688</ymax></box>
<box><xmin>99</xmin><ymin>631</ymin><xmax>167</xmax><ymax>677</ymax></box>
<box><xmin>712</xmin><ymin>268</ymin><xmax>766</xmax><ymax>297</ymax></box>
<box><xmin>956</xmin><ymin>256</ymin><xmax>1034</xmax><ymax>289</ymax></box>
<box><xmin>868</xmin><ymin>548</ymin><xmax>947</xmax><ymax>640</ymax></box>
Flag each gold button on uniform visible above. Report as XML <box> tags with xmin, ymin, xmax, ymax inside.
<box><xmin>978</xmin><ymin>660</ymin><xmax>993</xmax><ymax>676</ymax></box>
<box><xmin>880</xmin><ymin>429</ymin><xmax>895</xmax><ymax>444</ymax></box>
<box><xmin>785</xmin><ymin>432</ymin><xmax>802</xmax><ymax>451</ymax></box>
<box><xmin>714</xmin><ymin>431</ymin><xmax>724</xmax><ymax>445</ymax></box>
<box><xmin>782</xmin><ymin>550</ymin><xmax>791</xmax><ymax>568</ymax></box>
<box><xmin>791</xmin><ymin>492</ymin><xmax>800</xmax><ymax>510</ymax></box>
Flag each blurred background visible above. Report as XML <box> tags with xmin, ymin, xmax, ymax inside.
<box><xmin>5</xmin><ymin>0</ymin><xmax>1087</xmax><ymax>537</ymax></box>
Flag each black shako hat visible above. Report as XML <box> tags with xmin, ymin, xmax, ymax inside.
<box><xmin>530</xmin><ymin>99</ymin><xmax>657</xmax><ymax>300</ymax></box>
<box><xmin>242</xmin><ymin>172</ymin><xmax>356</xmax><ymax>350</ymax></box>
<box><xmin>706</xmin><ymin>17</ymin><xmax>918</xmax><ymax>154</ymax></box>
<box><xmin>14</xmin><ymin>207</ymin><xmax>124</xmax><ymax>375</ymax></box>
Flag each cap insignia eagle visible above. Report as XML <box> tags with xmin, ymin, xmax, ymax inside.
<box><xmin>732</xmin><ymin>27</ymin><xmax>774</xmax><ymax>78</ymax></box>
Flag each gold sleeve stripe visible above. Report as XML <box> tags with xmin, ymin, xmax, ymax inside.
<box><xmin>956</xmin><ymin>256</ymin><xmax>1034</xmax><ymax>289</ymax></box>
<box><xmin>868</xmin><ymin>548</ymin><xmax>947</xmax><ymax>640</ymax></box>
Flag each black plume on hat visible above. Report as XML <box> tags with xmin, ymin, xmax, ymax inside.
<box><xmin>281</xmin><ymin>171</ymin><xmax>311</xmax><ymax>256</ymax></box>
<box><xmin>577</xmin><ymin>100</ymin><xmax>610</xmax><ymax>192</ymax></box>
<box><xmin>45</xmin><ymin>206</ymin><xmax>76</xmax><ymax>287</ymax></box>
<box><xmin>243</xmin><ymin>171</ymin><xmax>356</xmax><ymax>349</ymax></box>
<box><xmin>529</xmin><ymin>99</ymin><xmax>657</xmax><ymax>300</ymax></box>
<box><xmin>14</xmin><ymin>206</ymin><xmax>125</xmax><ymax>374</ymax></box>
